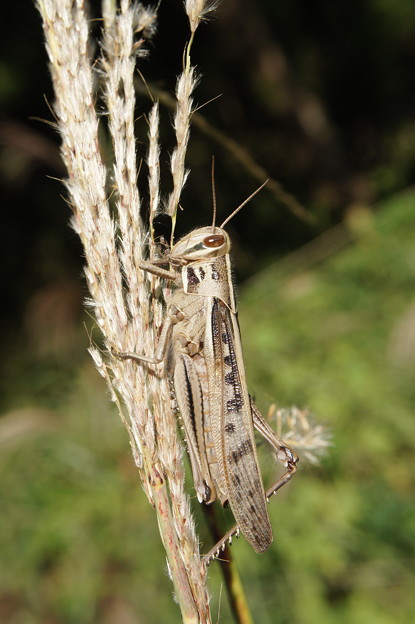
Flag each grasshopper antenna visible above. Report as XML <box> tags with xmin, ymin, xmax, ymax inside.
<box><xmin>220</xmin><ymin>179</ymin><xmax>269</xmax><ymax>229</ymax></box>
<box><xmin>211</xmin><ymin>156</ymin><xmax>217</xmax><ymax>232</ymax></box>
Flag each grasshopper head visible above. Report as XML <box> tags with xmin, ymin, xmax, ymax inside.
<box><xmin>170</xmin><ymin>226</ymin><xmax>230</xmax><ymax>263</ymax></box>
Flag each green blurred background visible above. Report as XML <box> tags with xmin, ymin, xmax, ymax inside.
<box><xmin>1</xmin><ymin>1</ymin><xmax>415</xmax><ymax>622</ymax></box>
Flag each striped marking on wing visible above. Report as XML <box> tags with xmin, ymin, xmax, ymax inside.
<box><xmin>211</xmin><ymin>298</ymin><xmax>273</xmax><ymax>552</ymax></box>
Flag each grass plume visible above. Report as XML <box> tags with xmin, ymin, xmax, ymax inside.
<box><xmin>36</xmin><ymin>0</ymin><xmax>213</xmax><ymax>621</ymax></box>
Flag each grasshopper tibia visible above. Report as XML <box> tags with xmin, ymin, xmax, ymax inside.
<box><xmin>203</xmin><ymin>458</ymin><xmax>298</xmax><ymax>567</ymax></box>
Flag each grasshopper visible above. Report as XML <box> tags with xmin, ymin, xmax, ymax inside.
<box><xmin>116</xmin><ymin>187</ymin><xmax>298</xmax><ymax>562</ymax></box>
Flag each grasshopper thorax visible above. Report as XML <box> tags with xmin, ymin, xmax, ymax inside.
<box><xmin>170</xmin><ymin>226</ymin><xmax>230</xmax><ymax>265</ymax></box>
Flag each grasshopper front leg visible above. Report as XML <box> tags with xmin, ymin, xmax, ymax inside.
<box><xmin>138</xmin><ymin>260</ymin><xmax>176</xmax><ymax>281</ymax></box>
<box><xmin>112</xmin><ymin>259</ymin><xmax>180</xmax><ymax>365</ymax></box>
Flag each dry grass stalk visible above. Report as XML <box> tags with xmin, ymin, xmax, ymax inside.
<box><xmin>167</xmin><ymin>1</ymin><xmax>218</xmax><ymax>231</ymax></box>
<box><xmin>36</xmin><ymin>0</ymin><xmax>213</xmax><ymax>621</ymax></box>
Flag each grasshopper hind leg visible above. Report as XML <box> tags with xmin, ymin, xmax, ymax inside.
<box><xmin>174</xmin><ymin>353</ymin><xmax>217</xmax><ymax>504</ymax></box>
<box><xmin>203</xmin><ymin>400</ymin><xmax>298</xmax><ymax>566</ymax></box>
<box><xmin>250</xmin><ymin>400</ymin><xmax>299</xmax><ymax>471</ymax></box>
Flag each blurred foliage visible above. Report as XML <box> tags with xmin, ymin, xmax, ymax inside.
<box><xmin>1</xmin><ymin>189</ymin><xmax>414</xmax><ymax>623</ymax></box>
<box><xmin>239</xmin><ymin>189</ymin><xmax>415</xmax><ymax>623</ymax></box>
<box><xmin>1</xmin><ymin>0</ymin><xmax>415</xmax><ymax>622</ymax></box>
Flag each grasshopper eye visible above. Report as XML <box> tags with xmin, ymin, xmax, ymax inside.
<box><xmin>203</xmin><ymin>234</ymin><xmax>225</xmax><ymax>248</ymax></box>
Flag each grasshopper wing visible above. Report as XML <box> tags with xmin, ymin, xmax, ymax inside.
<box><xmin>207</xmin><ymin>298</ymin><xmax>273</xmax><ymax>552</ymax></box>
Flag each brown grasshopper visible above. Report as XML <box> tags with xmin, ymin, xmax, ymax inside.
<box><xmin>116</xmin><ymin>189</ymin><xmax>298</xmax><ymax>563</ymax></box>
